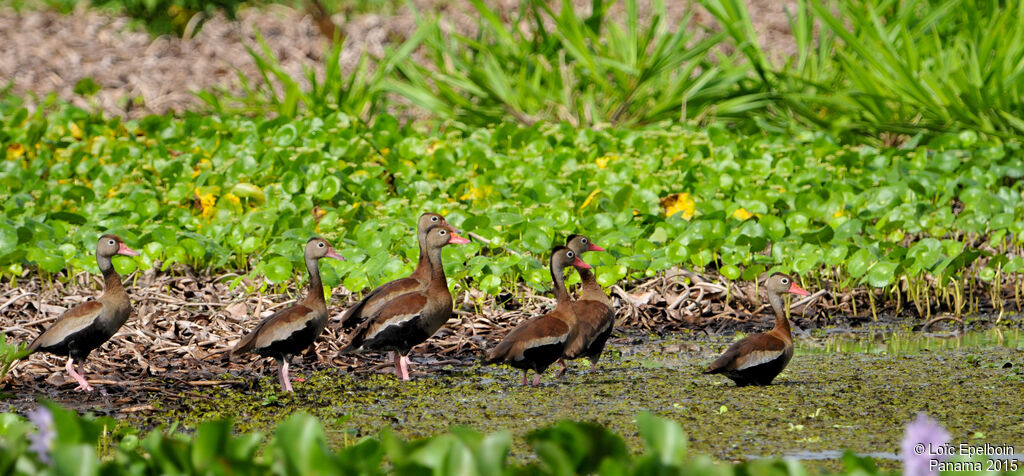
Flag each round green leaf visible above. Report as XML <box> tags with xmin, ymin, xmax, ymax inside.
<box><xmin>264</xmin><ymin>256</ymin><xmax>293</xmax><ymax>283</ymax></box>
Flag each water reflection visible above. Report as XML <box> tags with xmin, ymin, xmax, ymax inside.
<box><xmin>797</xmin><ymin>327</ymin><xmax>1023</xmax><ymax>355</ymax></box>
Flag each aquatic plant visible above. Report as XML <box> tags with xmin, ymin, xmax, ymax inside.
<box><xmin>3</xmin><ymin>404</ymin><xmax>1017</xmax><ymax>475</ymax></box>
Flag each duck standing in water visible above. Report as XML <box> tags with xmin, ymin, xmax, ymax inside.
<box><xmin>704</xmin><ymin>273</ymin><xmax>810</xmax><ymax>386</ymax></box>
<box><xmin>232</xmin><ymin>237</ymin><xmax>344</xmax><ymax>392</ymax></box>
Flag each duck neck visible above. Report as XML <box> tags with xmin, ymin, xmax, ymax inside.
<box><xmin>551</xmin><ymin>263</ymin><xmax>570</xmax><ymax>308</ymax></box>
<box><xmin>411</xmin><ymin>232</ymin><xmax>430</xmax><ymax>282</ymax></box>
<box><xmin>427</xmin><ymin>245</ymin><xmax>447</xmax><ymax>286</ymax></box>
<box><xmin>97</xmin><ymin>254</ymin><xmax>124</xmax><ymax>297</ymax></box>
<box><xmin>575</xmin><ymin>267</ymin><xmax>608</xmax><ymax>303</ymax></box>
<box><xmin>768</xmin><ymin>292</ymin><xmax>791</xmax><ymax>337</ymax></box>
<box><xmin>303</xmin><ymin>255</ymin><xmax>326</xmax><ymax>310</ymax></box>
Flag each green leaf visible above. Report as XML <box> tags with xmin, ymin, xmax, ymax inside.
<box><xmin>264</xmin><ymin>256</ymin><xmax>293</xmax><ymax>283</ymax></box>
<box><xmin>865</xmin><ymin>260</ymin><xmax>898</xmax><ymax>288</ymax></box>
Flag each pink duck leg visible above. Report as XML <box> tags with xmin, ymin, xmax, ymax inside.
<box><xmin>66</xmin><ymin>358</ymin><xmax>93</xmax><ymax>392</ymax></box>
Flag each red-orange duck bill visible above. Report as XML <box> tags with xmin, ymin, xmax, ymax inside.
<box><xmin>789</xmin><ymin>282</ymin><xmax>810</xmax><ymax>296</ymax></box>
<box><xmin>588</xmin><ymin>242</ymin><xmax>605</xmax><ymax>252</ymax></box>
<box><xmin>326</xmin><ymin>247</ymin><xmax>346</xmax><ymax>261</ymax></box>
<box><xmin>448</xmin><ymin>232</ymin><xmax>471</xmax><ymax>244</ymax></box>
<box><xmin>118</xmin><ymin>242</ymin><xmax>139</xmax><ymax>256</ymax></box>
<box><xmin>572</xmin><ymin>256</ymin><xmax>591</xmax><ymax>269</ymax></box>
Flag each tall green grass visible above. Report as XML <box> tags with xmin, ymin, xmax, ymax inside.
<box><xmin>383</xmin><ymin>0</ymin><xmax>767</xmax><ymax>127</ymax></box>
<box><xmin>707</xmin><ymin>0</ymin><xmax>1024</xmax><ymax>138</ymax></box>
<box><xmin>189</xmin><ymin>0</ymin><xmax>1024</xmax><ymax>138</ymax></box>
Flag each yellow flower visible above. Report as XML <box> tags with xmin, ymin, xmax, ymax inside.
<box><xmin>578</xmin><ymin>188</ymin><xmax>601</xmax><ymax>212</ymax></box>
<box><xmin>197</xmin><ymin>191</ymin><xmax>217</xmax><ymax>219</ymax></box>
<box><xmin>833</xmin><ymin>209</ymin><xmax>845</xmax><ymax>218</ymax></box>
<box><xmin>70</xmin><ymin>123</ymin><xmax>83</xmax><ymax>140</ymax></box>
<box><xmin>661</xmin><ymin>193</ymin><xmax>696</xmax><ymax>220</ymax></box>
<box><xmin>192</xmin><ymin>158</ymin><xmax>211</xmax><ymax>178</ymax></box>
<box><xmin>460</xmin><ymin>184</ymin><xmax>493</xmax><ymax>201</ymax></box>
<box><xmin>595</xmin><ymin>155</ymin><xmax>616</xmax><ymax>169</ymax></box>
<box><xmin>732</xmin><ymin>208</ymin><xmax>753</xmax><ymax>221</ymax></box>
<box><xmin>7</xmin><ymin>143</ymin><xmax>25</xmax><ymax>158</ymax></box>
<box><xmin>379</xmin><ymin>148</ymin><xmax>390</xmax><ymax>156</ymax></box>
<box><xmin>224</xmin><ymin>193</ymin><xmax>241</xmax><ymax>207</ymax></box>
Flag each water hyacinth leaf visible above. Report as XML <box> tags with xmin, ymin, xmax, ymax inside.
<box><xmin>720</xmin><ymin>264</ymin><xmax>741</xmax><ymax>280</ymax></box>
<box><xmin>800</xmin><ymin>225</ymin><xmax>833</xmax><ymax>245</ymax></box>
<box><xmin>231</xmin><ymin>183</ymin><xmax>266</xmax><ymax>204</ymax></box>
<box><xmin>0</xmin><ymin>224</ymin><xmax>18</xmax><ymax>255</ymax></box>
<box><xmin>27</xmin><ymin>248</ymin><xmax>65</xmax><ymax>274</ymax></box>
<box><xmin>847</xmin><ymin>248</ymin><xmax>874</xmax><ymax>279</ymax></box>
<box><xmin>527</xmin><ymin>420</ymin><xmax>628</xmax><ymax>475</ymax></box>
<box><xmin>53</xmin><ymin>444</ymin><xmax>100</xmax><ymax>476</ymax></box>
<box><xmin>273</xmin><ymin>413</ymin><xmax>334</xmax><ymax>476</ymax></box>
<box><xmin>865</xmin><ymin>260</ymin><xmax>898</xmax><ymax>288</ymax></box>
<box><xmin>636</xmin><ymin>412</ymin><xmax>687</xmax><ymax>466</ymax></box>
<box><xmin>191</xmin><ymin>420</ymin><xmax>232</xmax><ymax>470</ymax></box>
<box><xmin>758</xmin><ymin>215</ymin><xmax>786</xmax><ymax>241</ymax></box>
<box><xmin>263</xmin><ymin>256</ymin><xmax>293</xmax><ymax>283</ymax></box>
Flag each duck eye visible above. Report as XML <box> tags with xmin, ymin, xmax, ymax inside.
<box><xmin>318</xmin><ymin>242</ymin><xmax>325</xmax><ymax>247</ymax></box>
<box><xmin>781</xmin><ymin>278</ymin><xmax>789</xmax><ymax>284</ymax></box>
<box><xmin>108</xmin><ymin>240</ymin><xmax>115</xmax><ymax>245</ymax></box>
<box><xmin>439</xmin><ymin>230</ymin><xmax>446</xmax><ymax>235</ymax></box>
<box><xmin>567</xmin><ymin>251</ymin><xmax>574</xmax><ymax>257</ymax></box>
<box><xmin>581</xmin><ymin>238</ymin><xmax>588</xmax><ymax>244</ymax></box>
<box><xmin>431</xmin><ymin>216</ymin><xmax>439</xmax><ymax>221</ymax></box>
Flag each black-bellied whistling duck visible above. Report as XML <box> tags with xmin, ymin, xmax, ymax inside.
<box><xmin>704</xmin><ymin>273</ymin><xmax>810</xmax><ymax>386</ymax></box>
<box><xmin>26</xmin><ymin>234</ymin><xmax>139</xmax><ymax>392</ymax></box>
<box><xmin>485</xmin><ymin>246</ymin><xmax>590</xmax><ymax>387</ymax></box>
<box><xmin>338</xmin><ymin>213</ymin><xmax>458</xmax><ymax>330</ymax></box>
<box><xmin>557</xmin><ymin>234</ymin><xmax>614</xmax><ymax>377</ymax></box>
<box><xmin>232</xmin><ymin>237</ymin><xmax>344</xmax><ymax>392</ymax></box>
<box><xmin>339</xmin><ymin>225</ymin><xmax>470</xmax><ymax>380</ymax></box>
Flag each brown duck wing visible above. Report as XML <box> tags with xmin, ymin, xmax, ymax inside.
<box><xmin>339</xmin><ymin>277</ymin><xmax>420</xmax><ymax>329</ymax></box>
<box><xmin>232</xmin><ymin>304</ymin><xmax>319</xmax><ymax>356</ymax></box>
<box><xmin>704</xmin><ymin>332</ymin><xmax>788</xmax><ymax>374</ymax></box>
<box><xmin>564</xmin><ymin>300</ymin><xmax>613</xmax><ymax>359</ymax></box>
<box><xmin>341</xmin><ymin>291</ymin><xmax>428</xmax><ymax>353</ymax></box>
<box><xmin>28</xmin><ymin>301</ymin><xmax>104</xmax><ymax>352</ymax></box>
<box><xmin>486</xmin><ymin>311</ymin><xmax>571</xmax><ymax>364</ymax></box>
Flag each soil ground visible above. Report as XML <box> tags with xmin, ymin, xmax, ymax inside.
<box><xmin>0</xmin><ymin>0</ymin><xmax>797</xmax><ymax>119</ymax></box>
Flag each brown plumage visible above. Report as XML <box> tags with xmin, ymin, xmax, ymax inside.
<box><xmin>338</xmin><ymin>213</ymin><xmax>458</xmax><ymax>331</ymax></box>
<box><xmin>26</xmin><ymin>234</ymin><xmax>139</xmax><ymax>392</ymax></box>
<box><xmin>339</xmin><ymin>225</ymin><xmax>470</xmax><ymax>380</ymax></box>
<box><xmin>232</xmin><ymin>237</ymin><xmax>344</xmax><ymax>392</ymax></box>
<box><xmin>556</xmin><ymin>234</ymin><xmax>614</xmax><ymax>377</ymax></box>
<box><xmin>485</xmin><ymin>246</ymin><xmax>591</xmax><ymax>387</ymax></box>
<box><xmin>704</xmin><ymin>273</ymin><xmax>810</xmax><ymax>386</ymax></box>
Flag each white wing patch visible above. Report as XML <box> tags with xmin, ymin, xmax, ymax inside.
<box><xmin>736</xmin><ymin>349</ymin><xmax>785</xmax><ymax>370</ymax></box>
<box><xmin>367</xmin><ymin>313</ymin><xmax>421</xmax><ymax>339</ymax></box>
<box><xmin>516</xmin><ymin>334</ymin><xmax>568</xmax><ymax>358</ymax></box>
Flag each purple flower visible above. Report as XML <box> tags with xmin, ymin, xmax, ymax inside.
<box><xmin>902</xmin><ymin>413</ymin><xmax>951</xmax><ymax>476</ymax></box>
<box><xmin>26</xmin><ymin>407</ymin><xmax>54</xmax><ymax>465</ymax></box>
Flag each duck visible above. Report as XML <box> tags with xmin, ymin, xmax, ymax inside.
<box><xmin>557</xmin><ymin>234</ymin><xmax>614</xmax><ymax>377</ymax></box>
<box><xmin>484</xmin><ymin>246</ymin><xmax>590</xmax><ymax>387</ymax></box>
<box><xmin>25</xmin><ymin>234</ymin><xmax>139</xmax><ymax>392</ymax></box>
<box><xmin>339</xmin><ymin>225</ymin><xmax>470</xmax><ymax>380</ymax></box>
<box><xmin>338</xmin><ymin>213</ymin><xmax>457</xmax><ymax>330</ymax></box>
<box><xmin>232</xmin><ymin>237</ymin><xmax>344</xmax><ymax>392</ymax></box>
<box><xmin>703</xmin><ymin>273</ymin><xmax>810</xmax><ymax>386</ymax></box>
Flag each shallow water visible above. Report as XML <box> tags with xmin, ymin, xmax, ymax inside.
<box><xmin>797</xmin><ymin>327</ymin><xmax>1024</xmax><ymax>355</ymax></box>
<box><xmin>123</xmin><ymin>322</ymin><xmax>1024</xmax><ymax>472</ymax></box>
